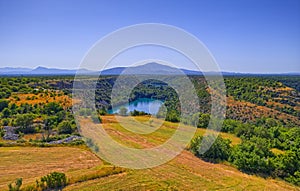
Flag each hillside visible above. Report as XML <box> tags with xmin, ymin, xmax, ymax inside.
<box><xmin>0</xmin><ymin>116</ymin><xmax>298</xmax><ymax>191</ymax></box>
<box><xmin>0</xmin><ymin>75</ymin><xmax>299</xmax><ymax>190</ymax></box>
<box><xmin>63</xmin><ymin>116</ymin><xmax>299</xmax><ymax>191</ymax></box>
<box><xmin>66</xmin><ymin>151</ymin><xmax>299</xmax><ymax>191</ymax></box>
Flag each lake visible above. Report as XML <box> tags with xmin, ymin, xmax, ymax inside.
<box><xmin>108</xmin><ymin>98</ymin><xmax>163</xmax><ymax>115</ymax></box>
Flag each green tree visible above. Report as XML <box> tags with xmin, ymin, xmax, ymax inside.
<box><xmin>229</xmin><ymin>137</ymin><xmax>274</xmax><ymax>175</ymax></box>
<box><xmin>2</xmin><ymin>108</ymin><xmax>11</xmax><ymax>118</ymax></box>
<box><xmin>43</xmin><ymin>116</ymin><xmax>58</xmax><ymax>140</ymax></box>
<box><xmin>79</xmin><ymin>108</ymin><xmax>92</xmax><ymax>117</ymax></box>
<box><xmin>190</xmin><ymin>135</ymin><xmax>232</xmax><ymax>162</ymax></box>
<box><xmin>272</xmin><ymin>150</ymin><xmax>300</xmax><ymax>179</ymax></box>
<box><xmin>119</xmin><ymin>107</ymin><xmax>128</xmax><ymax>116</ymax></box>
<box><xmin>0</xmin><ymin>127</ymin><xmax>4</xmax><ymax>137</ymax></box>
<box><xmin>36</xmin><ymin>172</ymin><xmax>67</xmax><ymax>190</ymax></box>
<box><xmin>15</xmin><ymin>114</ymin><xmax>35</xmax><ymax>133</ymax></box>
<box><xmin>44</xmin><ymin>102</ymin><xmax>63</xmax><ymax>115</ymax></box>
<box><xmin>198</xmin><ymin>113</ymin><xmax>210</xmax><ymax>128</ymax></box>
<box><xmin>58</xmin><ymin>121</ymin><xmax>73</xmax><ymax>134</ymax></box>
<box><xmin>91</xmin><ymin>113</ymin><xmax>101</xmax><ymax>123</ymax></box>
<box><xmin>9</xmin><ymin>103</ymin><xmax>17</xmax><ymax>115</ymax></box>
<box><xmin>8</xmin><ymin>178</ymin><xmax>22</xmax><ymax>191</ymax></box>
<box><xmin>222</xmin><ymin>119</ymin><xmax>242</xmax><ymax>133</ymax></box>
<box><xmin>0</xmin><ymin>99</ymin><xmax>9</xmax><ymax>112</ymax></box>
<box><xmin>156</xmin><ymin>105</ymin><xmax>167</xmax><ymax>118</ymax></box>
<box><xmin>166</xmin><ymin>110</ymin><xmax>180</xmax><ymax>122</ymax></box>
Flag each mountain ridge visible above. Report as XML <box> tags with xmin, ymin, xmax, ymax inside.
<box><xmin>0</xmin><ymin>63</ymin><xmax>299</xmax><ymax>76</ymax></box>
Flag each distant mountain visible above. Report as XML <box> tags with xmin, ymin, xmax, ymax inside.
<box><xmin>0</xmin><ymin>66</ymin><xmax>94</xmax><ymax>76</ymax></box>
<box><xmin>0</xmin><ymin>67</ymin><xmax>32</xmax><ymax>75</ymax></box>
<box><xmin>100</xmin><ymin>67</ymin><xmax>125</xmax><ymax>75</ymax></box>
<box><xmin>0</xmin><ymin>63</ymin><xmax>299</xmax><ymax>76</ymax></box>
<box><xmin>100</xmin><ymin>63</ymin><xmax>300</xmax><ymax>76</ymax></box>
<box><xmin>102</xmin><ymin>62</ymin><xmax>190</xmax><ymax>75</ymax></box>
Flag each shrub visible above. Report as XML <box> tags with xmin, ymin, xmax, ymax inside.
<box><xmin>58</xmin><ymin>121</ymin><xmax>73</xmax><ymax>134</ymax></box>
<box><xmin>286</xmin><ymin>171</ymin><xmax>300</xmax><ymax>186</ymax></box>
<box><xmin>156</xmin><ymin>105</ymin><xmax>167</xmax><ymax>118</ymax></box>
<box><xmin>119</xmin><ymin>107</ymin><xmax>128</xmax><ymax>116</ymax></box>
<box><xmin>91</xmin><ymin>113</ymin><xmax>101</xmax><ymax>123</ymax></box>
<box><xmin>79</xmin><ymin>108</ymin><xmax>92</xmax><ymax>116</ymax></box>
<box><xmin>44</xmin><ymin>102</ymin><xmax>63</xmax><ymax>115</ymax></box>
<box><xmin>0</xmin><ymin>99</ymin><xmax>9</xmax><ymax>112</ymax></box>
<box><xmin>166</xmin><ymin>110</ymin><xmax>180</xmax><ymax>122</ymax></box>
<box><xmin>130</xmin><ymin>109</ymin><xmax>149</xmax><ymax>116</ymax></box>
<box><xmin>98</xmin><ymin>109</ymin><xmax>107</xmax><ymax>115</ymax></box>
<box><xmin>2</xmin><ymin>108</ymin><xmax>11</xmax><ymax>118</ymax></box>
<box><xmin>36</xmin><ymin>172</ymin><xmax>67</xmax><ymax>190</ymax></box>
<box><xmin>0</xmin><ymin>127</ymin><xmax>4</xmax><ymax>137</ymax></box>
<box><xmin>8</xmin><ymin>178</ymin><xmax>22</xmax><ymax>191</ymax></box>
<box><xmin>229</xmin><ymin>137</ymin><xmax>274</xmax><ymax>175</ymax></box>
<box><xmin>190</xmin><ymin>135</ymin><xmax>231</xmax><ymax>162</ymax></box>
<box><xmin>14</xmin><ymin>114</ymin><xmax>35</xmax><ymax>134</ymax></box>
<box><xmin>221</xmin><ymin>119</ymin><xmax>242</xmax><ymax>133</ymax></box>
<box><xmin>198</xmin><ymin>113</ymin><xmax>210</xmax><ymax>128</ymax></box>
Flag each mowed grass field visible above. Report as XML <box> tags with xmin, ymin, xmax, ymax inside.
<box><xmin>0</xmin><ymin>146</ymin><xmax>103</xmax><ymax>190</ymax></box>
<box><xmin>80</xmin><ymin>115</ymin><xmax>241</xmax><ymax>149</ymax></box>
<box><xmin>66</xmin><ymin>115</ymin><xmax>300</xmax><ymax>191</ymax></box>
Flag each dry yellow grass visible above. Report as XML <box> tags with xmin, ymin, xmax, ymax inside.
<box><xmin>0</xmin><ymin>147</ymin><xmax>102</xmax><ymax>190</ymax></box>
<box><xmin>8</xmin><ymin>92</ymin><xmax>78</xmax><ymax>109</ymax></box>
<box><xmin>96</xmin><ymin>115</ymin><xmax>241</xmax><ymax>147</ymax></box>
<box><xmin>65</xmin><ymin>116</ymin><xmax>299</xmax><ymax>191</ymax></box>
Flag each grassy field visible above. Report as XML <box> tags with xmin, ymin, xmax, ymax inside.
<box><xmin>65</xmin><ymin>150</ymin><xmax>299</xmax><ymax>191</ymax></box>
<box><xmin>0</xmin><ymin>146</ymin><xmax>102</xmax><ymax>190</ymax></box>
<box><xmin>0</xmin><ymin>115</ymin><xmax>298</xmax><ymax>190</ymax></box>
<box><xmin>81</xmin><ymin>115</ymin><xmax>241</xmax><ymax>149</ymax></box>
<box><xmin>65</xmin><ymin>115</ymin><xmax>299</xmax><ymax>191</ymax></box>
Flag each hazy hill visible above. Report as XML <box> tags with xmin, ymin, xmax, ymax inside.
<box><xmin>1</xmin><ymin>63</ymin><xmax>299</xmax><ymax>76</ymax></box>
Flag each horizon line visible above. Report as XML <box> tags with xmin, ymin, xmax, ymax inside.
<box><xmin>0</xmin><ymin>65</ymin><xmax>299</xmax><ymax>75</ymax></box>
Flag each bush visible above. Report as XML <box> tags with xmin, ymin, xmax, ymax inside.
<box><xmin>0</xmin><ymin>127</ymin><xmax>4</xmax><ymax>137</ymax></box>
<box><xmin>198</xmin><ymin>113</ymin><xmax>210</xmax><ymax>128</ymax></box>
<box><xmin>79</xmin><ymin>108</ymin><xmax>92</xmax><ymax>116</ymax></box>
<box><xmin>36</xmin><ymin>172</ymin><xmax>67</xmax><ymax>190</ymax></box>
<box><xmin>14</xmin><ymin>114</ymin><xmax>35</xmax><ymax>134</ymax></box>
<box><xmin>44</xmin><ymin>102</ymin><xmax>63</xmax><ymax>115</ymax></box>
<box><xmin>166</xmin><ymin>110</ymin><xmax>180</xmax><ymax>122</ymax></box>
<box><xmin>285</xmin><ymin>171</ymin><xmax>300</xmax><ymax>186</ymax></box>
<box><xmin>271</xmin><ymin>150</ymin><xmax>300</xmax><ymax>180</ymax></box>
<box><xmin>221</xmin><ymin>119</ymin><xmax>242</xmax><ymax>133</ymax></box>
<box><xmin>0</xmin><ymin>99</ymin><xmax>9</xmax><ymax>112</ymax></box>
<box><xmin>156</xmin><ymin>105</ymin><xmax>167</xmax><ymax>118</ymax></box>
<box><xmin>2</xmin><ymin>108</ymin><xmax>11</xmax><ymax>118</ymax></box>
<box><xmin>229</xmin><ymin>137</ymin><xmax>274</xmax><ymax>175</ymax></box>
<box><xmin>2</xmin><ymin>118</ymin><xmax>10</xmax><ymax>126</ymax></box>
<box><xmin>8</xmin><ymin>178</ymin><xmax>22</xmax><ymax>191</ymax></box>
<box><xmin>98</xmin><ymin>109</ymin><xmax>107</xmax><ymax>115</ymax></box>
<box><xmin>130</xmin><ymin>109</ymin><xmax>149</xmax><ymax>116</ymax></box>
<box><xmin>58</xmin><ymin>121</ymin><xmax>73</xmax><ymax>134</ymax></box>
<box><xmin>91</xmin><ymin>113</ymin><xmax>101</xmax><ymax>123</ymax></box>
<box><xmin>190</xmin><ymin>135</ymin><xmax>231</xmax><ymax>162</ymax></box>
<box><xmin>118</xmin><ymin>107</ymin><xmax>128</xmax><ymax>116</ymax></box>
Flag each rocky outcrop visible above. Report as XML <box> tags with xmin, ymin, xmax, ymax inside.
<box><xmin>3</xmin><ymin>126</ymin><xmax>19</xmax><ymax>140</ymax></box>
<box><xmin>48</xmin><ymin>135</ymin><xmax>82</xmax><ymax>144</ymax></box>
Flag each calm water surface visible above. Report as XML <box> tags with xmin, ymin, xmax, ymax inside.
<box><xmin>108</xmin><ymin>98</ymin><xmax>163</xmax><ymax>115</ymax></box>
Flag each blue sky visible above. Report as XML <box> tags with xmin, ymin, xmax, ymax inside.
<box><xmin>0</xmin><ymin>0</ymin><xmax>299</xmax><ymax>73</ymax></box>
